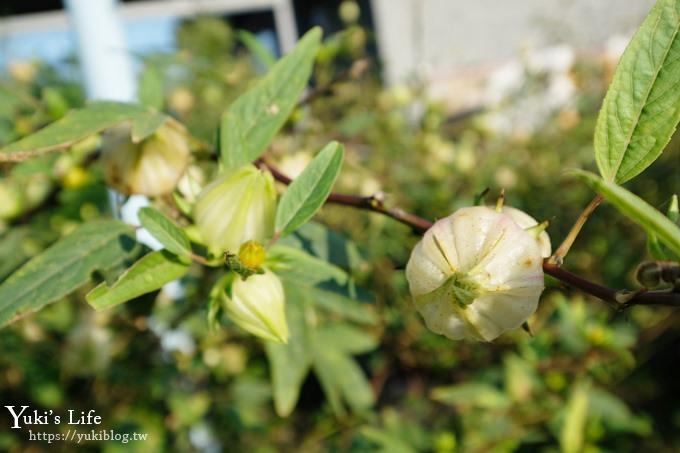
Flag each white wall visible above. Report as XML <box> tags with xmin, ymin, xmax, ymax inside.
<box><xmin>372</xmin><ymin>0</ymin><xmax>655</xmax><ymax>86</ymax></box>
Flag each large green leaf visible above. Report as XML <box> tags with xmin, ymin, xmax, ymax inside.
<box><xmin>0</xmin><ymin>220</ymin><xmax>137</xmax><ymax>327</ymax></box>
<box><xmin>313</xmin><ymin>343</ymin><xmax>375</xmax><ymax>415</ymax></box>
<box><xmin>560</xmin><ymin>382</ymin><xmax>589</xmax><ymax>453</ymax></box>
<box><xmin>220</xmin><ymin>27</ymin><xmax>321</xmax><ymax>169</ymax></box>
<box><xmin>268</xmin><ymin>245</ymin><xmax>377</xmax><ymax>324</ymax></box>
<box><xmin>575</xmin><ymin>170</ymin><xmax>680</xmax><ymax>257</ymax></box>
<box><xmin>266</xmin><ymin>281</ymin><xmax>377</xmax><ymax>417</ymax></box>
<box><xmin>594</xmin><ymin>0</ymin><xmax>680</xmax><ymax>183</ymax></box>
<box><xmin>431</xmin><ymin>383</ymin><xmax>511</xmax><ymax>410</ymax></box>
<box><xmin>275</xmin><ymin>142</ymin><xmax>344</xmax><ymax>236</ymax></box>
<box><xmin>265</xmin><ymin>285</ymin><xmax>312</xmax><ymax>417</ymax></box>
<box><xmin>647</xmin><ymin>194</ymin><xmax>679</xmax><ymax>259</ymax></box>
<box><xmin>86</xmin><ymin>250</ymin><xmax>190</xmax><ymax>310</ymax></box>
<box><xmin>0</xmin><ymin>101</ymin><xmax>168</xmax><ymax>161</ymax></box>
<box><xmin>359</xmin><ymin>427</ymin><xmax>417</xmax><ymax>453</ymax></box>
<box><xmin>138</xmin><ymin>207</ymin><xmax>192</xmax><ymax>259</ymax></box>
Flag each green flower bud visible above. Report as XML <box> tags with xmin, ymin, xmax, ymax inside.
<box><xmin>222</xmin><ymin>270</ymin><xmax>288</xmax><ymax>343</ymax></box>
<box><xmin>193</xmin><ymin>165</ymin><xmax>276</xmax><ymax>253</ymax></box>
<box><xmin>406</xmin><ymin>206</ymin><xmax>547</xmax><ymax>342</ymax></box>
<box><xmin>101</xmin><ymin>122</ymin><xmax>190</xmax><ymax>196</ymax></box>
<box><xmin>339</xmin><ymin>1</ymin><xmax>360</xmax><ymax>24</ymax></box>
<box><xmin>0</xmin><ymin>179</ymin><xmax>25</xmax><ymax>220</ymax></box>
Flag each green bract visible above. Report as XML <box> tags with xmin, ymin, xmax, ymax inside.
<box><xmin>193</xmin><ymin>165</ymin><xmax>276</xmax><ymax>253</ymax></box>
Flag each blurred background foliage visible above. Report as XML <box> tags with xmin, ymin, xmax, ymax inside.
<box><xmin>0</xmin><ymin>10</ymin><xmax>678</xmax><ymax>453</ymax></box>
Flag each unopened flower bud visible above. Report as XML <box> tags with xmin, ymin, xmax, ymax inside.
<box><xmin>101</xmin><ymin>122</ymin><xmax>190</xmax><ymax>196</ymax></box>
<box><xmin>0</xmin><ymin>180</ymin><xmax>24</xmax><ymax>220</ymax></box>
<box><xmin>339</xmin><ymin>1</ymin><xmax>360</xmax><ymax>23</ymax></box>
<box><xmin>223</xmin><ymin>270</ymin><xmax>288</xmax><ymax>343</ymax></box>
<box><xmin>193</xmin><ymin>165</ymin><xmax>276</xmax><ymax>253</ymax></box>
<box><xmin>405</xmin><ymin>206</ymin><xmax>547</xmax><ymax>342</ymax></box>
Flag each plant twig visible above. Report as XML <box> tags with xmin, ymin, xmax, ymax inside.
<box><xmin>542</xmin><ymin>261</ymin><xmax>680</xmax><ymax>308</ymax></box>
<box><xmin>0</xmin><ymin>147</ymin><xmax>63</xmax><ymax>163</ymax></box>
<box><xmin>257</xmin><ymin>157</ymin><xmax>432</xmax><ymax>233</ymax></box>
<box><xmin>260</xmin><ymin>159</ymin><xmax>680</xmax><ymax>308</ymax></box>
<box><xmin>549</xmin><ymin>194</ymin><xmax>604</xmax><ymax>265</ymax></box>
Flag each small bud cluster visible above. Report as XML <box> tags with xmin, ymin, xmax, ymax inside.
<box><xmin>191</xmin><ymin>166</ymin><xmax>286</xmax><ymax>343</ymax></box>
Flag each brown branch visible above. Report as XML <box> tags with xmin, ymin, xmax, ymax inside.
<box><xmin>257</xmin><ymin>157</ymin><xmax>432</xmax><ymax>233</ymax></box>
<box><xmin>0</xmin><ymin>143</ymin><xmax>74</xmax><ymax>163</ymax></box>
<box><xmin>542</xmin><ymin>261</ymin><xmax>680</xmax><ymax>308</ymax></box>
<box><xmin>259</xmin><ymin>158</ymin><xmax>680</xmax><ymax>308</ymax></box>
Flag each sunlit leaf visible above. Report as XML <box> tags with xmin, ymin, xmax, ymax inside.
<box><xmin>138</xmin><ymin>207</ymin><xmax>192</xmax><ymax>258</ymax></box>
<box><xmin>86</xmin><ymin>250</ymin><xmax>189</xmax><ymax>310</ymax></box>
<box><xmin>594</xmin><ymin>0</ymin><xmax>680</xmax><ymax>183</ymax></box>
<box><xmin>0</xmin><ymin>220</ymin><xmax>138</xmax><ymax>327</ymax></box>
<box><xmin>0</xmin><ymin>102</ymin><xmax>169</xmax><ymax>161</ymax></box>
<box><xmin>575</xmin><ymin>170</ymin><xmax>680</xmax><ymax>257</ymax></box>
<box><xmin>220</xmin><ymin>27</ymin><xmax>321</xmax><ymax>169</ymax></box>
<box><xmin>275</xmin><ymin>141</ymin><xmax>344</xmax><ymax>236</ymax></box>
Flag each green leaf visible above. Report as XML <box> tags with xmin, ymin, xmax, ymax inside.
<box><xmin>267</xmin><ymin>244</ymin><xmax>348</xmax><ymax>286</ymax></box>
<box><xmin>139</xmin><ymin>65</ymin><xmax>164</xmax><ymax>110</ymax></box>
<box><xmin>281</xmin><ymin>221</ymin><xmax>364</xmax><ymax>270</ymax></box>
<box><xmin>220</xmin><ymin>27</ymin><xmax>321</xmax><ymax>169</ymax></box>
<box><xmin>0</xmin><ymin>220</ymin><xmax>137</xmax><ymax>327</ymax></box>
<box><xmin>310</xmin><ymin>287</ymin><xmax>377</xmax><ymax>325</ymax></box>
<box><xmin>266</xmin><ymin>285</ymin><xmax>313</xmax><ymax>417</ymax></box>
<box><xmin>359</xmin><ymin>427</ymin><xmax>417</xmax><ymax>453</ymax></box>
<box><xmin>668</xmin><ymin>193</ymin><xmax>680</xmax><ymax>222</ymax></box>
<box><xmin>275</xmin><ymin>142</ymin><xmax>344</xmax><ymax>236</ymax></box>
<box><xmin>560</xmin><ymin>382</ymin><xmax>589</xmax><ymax>453</ymax></box>
<box><xmin>313</xmin><ymin>349</ymin><xmax>375</xmax><ymax>414</ymax></box>
<box><xmin>86</xmin><ymin>250</ymin><xmax>189</xmax><ymax>310</ymax></box>
<box><xmin>647</xmin><ymin>194</ymin><xmax>679</xmax><ymax>259</ymax></box>
<box><xmin>594</xmin><ymin>0</ymin><xmax>680</xmax><ymax>183</ymax></box>
<box><xmin>138</xmin><ymin>207</ymin><xmax>192</xmax><ymax>258</ymax></box>
<box><xmin>267</xmin><ymin>245</ymin><xmax>377</xmax><ymax>324</ymax></box>
<box><xmin>314</xmin><ymin>323</ymin><xmax>377</xmax><ymax>354</ymax></box>
<box><xmin>587</xmin><ymin>386</ymin><xmax>652</xmax><ymax>435</ymax></box>
<box><xmin>237</xmin><ymin>30</ymin><xmax>276</xmax><ymax>69</ymax></box>
<box><xmin>431</xmin><ymin>383</ymin><xmax>511</xmax><ymax>410</ymax></box>
<box><xmin>130</xmin><ymin>112</ymin><xmax>167</xmax><ymax>143</ymax></box>
<box><xmin>0</xmin><ymin>101</ymin><xmax>168</xmax><ymax>160</ymax></box>
<box><xmin>575</xmin><ymin>170</ymin><xmax>680</xmax><ymax>257</ymax></box>
<box><xmin>265</xmin><ymin>281</ymin><xmax>376</xmax><ymax>417</ymax></box>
